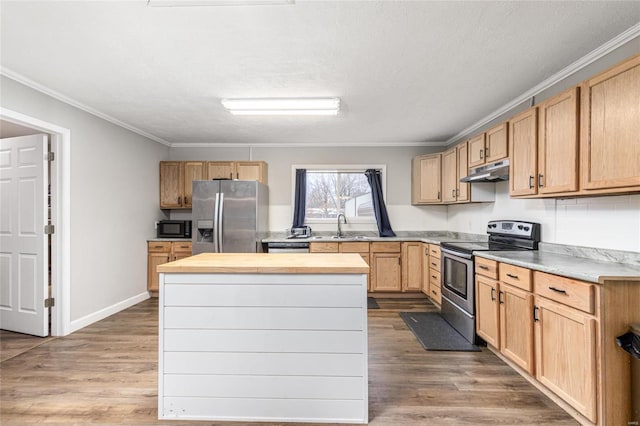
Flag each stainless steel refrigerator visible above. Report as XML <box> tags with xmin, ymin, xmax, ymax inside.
<box><xmin>192</xmin><ymin>180</ymin><xmax>268</xmax><ymax>254</ymax></box>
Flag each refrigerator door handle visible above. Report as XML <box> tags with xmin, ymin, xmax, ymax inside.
<box><xmin>218</xmin><ymin>192</ymin><xmax>224</xmax><ymax>252</ymax></box>
<box><xmin>213</xmin><ymin>192</ymin><xmax>220</xmax><ymax>253</ymax></box>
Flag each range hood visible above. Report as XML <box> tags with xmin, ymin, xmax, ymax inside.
<box><xmin>461</xmin><ymin>159</ymin><xmax>510</xmax><ymax>183</ymax></box>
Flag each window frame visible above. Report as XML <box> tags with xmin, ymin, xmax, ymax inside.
<box><xmin>291</xmin><ymin>164</ymin><xmax>387</xmax><ymax>224</ymax></box>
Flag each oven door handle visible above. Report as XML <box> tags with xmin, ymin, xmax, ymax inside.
<box><xmin>441</xmin><ymin>247</ymin><xmax>473</xmax><ymax>260</ymax></box>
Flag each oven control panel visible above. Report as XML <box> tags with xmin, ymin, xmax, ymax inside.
<box><xmin>487</xmin><ymin>220</ymin><xmax>540</xmax><ymax>239</ymax></box>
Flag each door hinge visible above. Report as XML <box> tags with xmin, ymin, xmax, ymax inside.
<box><xmin>46</xmin><ymin>152</ymin><xmax>55</xmax><ymax>162</ymax></box>
<box><xmin>45</xmin><ymin>224</ymin><xmax>55</xmax><ymax>234</ymax></box>
<box><xmin>44</xmin><ymin>298</ymin><xmax>55</xmax><ymax>308</ymax></box>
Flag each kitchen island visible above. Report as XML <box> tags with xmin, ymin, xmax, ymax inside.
<box><xmin>156</xmin><ymin>253</ymin><xmax>369</xmax><ymax>424</ymax></box>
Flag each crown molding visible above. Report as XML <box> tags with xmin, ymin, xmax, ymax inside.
<box><xmin>445</xmin><ymin>22</ymin><xmax>640</xmax><ymax>146</ymax></box>
<box><xmin>170</xmin><ymin>140</ymin><xmax>447</xmax><ymax>148</ymax></box>
<box><xmin>0</xmin><ymin>67</ymin><xmax>172</xmax><ymax>147</ymax></box>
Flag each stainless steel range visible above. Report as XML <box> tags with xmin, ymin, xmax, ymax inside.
<box><xmin>439</xmin><ymin>220</ymin><xmax>541</xmax><ymax>344</ymax></box>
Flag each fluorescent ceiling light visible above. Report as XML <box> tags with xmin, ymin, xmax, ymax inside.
<box><xmin>148</xmin><ymin>0</ymin><xmax>294</xmax><ymax>6</ymax></box>
<box><xmin>221</xmin><ymin>98</ymin><xmax>341</xmax><ymax>116</ymax></box>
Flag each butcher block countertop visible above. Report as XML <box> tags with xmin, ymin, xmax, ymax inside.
<box><xmin>157</xmin><ymin>252</ymin><xmax>369</xmax><ymax>274</ymax></box>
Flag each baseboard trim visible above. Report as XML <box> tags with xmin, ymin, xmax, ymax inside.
<box><xmin>69</xmin><ymin>292</ymin><xmax>150</xmax><ymax>333</ymax></box>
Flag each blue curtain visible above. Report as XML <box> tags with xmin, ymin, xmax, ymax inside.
<box><xmin>365</xmin><ymin>169</ymin><xmax>396</xmax><ymax>237</ymax></box>
<box><xmin>292</xmin><ymin>169</ymin><xmax>307</xmax><ymax>228</ymax></box>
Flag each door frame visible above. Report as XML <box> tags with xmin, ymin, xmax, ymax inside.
<box><xmin>1</xmin><ymin>107</ymin><xmax>71</xmax><ymax>336</ymax></box>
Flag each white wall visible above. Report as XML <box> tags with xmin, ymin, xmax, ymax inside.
<box><xmin>448</xmin><ymin>182</ymin><xmax>640</xmax><ymax>252</ymax></box>
<box><xmin>1</xmin><ymin>76</ymin><xmax>169</xmax><ymax>324</ymax></box>
<box><xmin>169</xmin><ymin>145</ymin><xmax>449</xmax><ymax>233</ymax></box>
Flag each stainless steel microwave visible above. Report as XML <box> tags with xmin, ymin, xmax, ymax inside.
<box><xmin>157</xmin><ymin>220</ymin><xmax>192</xmax><ymax>238</ymax></box>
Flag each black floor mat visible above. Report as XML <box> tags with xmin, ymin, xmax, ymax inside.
<box><xmin>399</xmin><ymin>312</ymin><xmax>481</xmax><ymax>352</ymax></box>
<box><xmin>367</xmin><ymin>297</ymin><xmax>380</xmax><ymax>309</ymax></box>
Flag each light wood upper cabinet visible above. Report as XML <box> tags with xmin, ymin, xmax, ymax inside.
<box><xmin>456</xmin><ymin>142</ymin><xmax>470</xmax><ymax>202</ymax></box>
<box><xmin>159</xmin><ymin>162</ymin><xmax>184</xmax><ymax>209</ymax></box>
<box><xmin>468</xmin><ymin>133</ymin><xmax>486</xmax><ymax>168</ymax></box>
<box><xmin>206</xmin><ymin>161</ymin><xmax>235</xmax><ymax>180</ymax></box>
<box><xmin>236</xmin><ymin>161</ymin><xmax>268</xmax><ymax>183</ymax></box>
<box><xmin>535</xmin><ymin>296</ymin><xmax>597</xmax><ymax>422</ymax></box>
<box><xmin>442</xmin><ymin>142</ymin><xmax>470</xmax><ymax>204</ymax></box>
<box><xmin>401</xmin><ymin>242</ymin><xmax>422</xmax><ymax>292</ymax></box>
<box><xmin>581</xmin><ymin>54</ymin><xmax>640</xmax><ymax>191</ymax></box>
<box><xmin>411</xmin><ymin>154</ymin><xmax>442</xmax><ymax>204</ymax></box>
<box><xmin>468</xmin><ymin>123</ymin><xmax>508</xmax><ymax>168</ymax></box>
<box><xmin>441</xmin><ymin>148</ymin><xmax>458</xmax><ymax>203</ymax></box>
<box><xmin>509</xmin><ymin>108</ymin><xmax>538</xmax><ymax>196</ymax></box>
<box><xmin>538</xmin><ymin>87</ymin><xmax>580</xmax><ymax>195</ymax></box>
<box><xmin>183</xmin><ymin>161</ymin><xmax>206</xmax><ymax>208</ymax></box>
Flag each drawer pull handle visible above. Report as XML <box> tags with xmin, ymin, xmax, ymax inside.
<box><xmin>548</xmin><ymin>286</ymin><xmax>567</xmax><ymax>294</ymax></box>
<box><xmin>154</xmin><ymin>245</ymin><xmax>163</xmax><ymax>249</ymax></box>
<box><xmin>431</xmin><ymin>263</ymin><xmax>437</xmax><ymax>267</ymax></box>
<box><xmin>490</xmin><ymin>288</ymin><xmax>496</xmax><ymax>301</ymax></box>
<box><xmin>432</xmin><ymin>290</ymin><xmax>437</xmax><ymax>295</ymax></box>
<box><xmin>498</xmin><ymin>291</ymin><xmax>504</xmax><ymax>304</ymax></box>
<box><xmin>533</xmin><ymin>305</ymin><xmax>540</xmax><ymax>322</ymax></box>
<box><xmin>506</xmin><ymin>273</ymin><xmax>519</xmax><ymax>279</ymax></box>
<box><xmin>478</xmin><ymin>265</ymin><xmax>489</xmax><ymax>270</ymax></box>
<box><xmin>431</xmin><ymin>275</ymin><xmax>437</xmax><ymax>279</ymax></box>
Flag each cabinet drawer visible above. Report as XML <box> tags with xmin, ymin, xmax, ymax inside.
<box><xmin>310</xmin><ymin>242</ymin><xmax>339</xmax><ymax>253</ymax></box>
<box><xmin>429</xmin><ymin>270</ymin><xmax>441</xmax><ymax>289</ymax></box>
<box><xmin>428</xmin><ymin>244</ymin><xmax>441</xmax><ymax>257</ymax></box>
<box><xmin>339</xmin><ymin>242</ymin><xmax>370</xmax><ymax>253</ymax></box>
<box><xmin>499</xmin><ymin>263</ymin><xmax>532</xmax><ymax>291</ymax></box>
<box><xmin>148</xmin><ymin>241</ymin><xmax>172</xmax><ymax>252</ymax></box>
<box><xmin>429</xmin><ymin>256</ymin><xmax>441</xmax><ymax>272</ymax></box>
<box><xmin>533</xmin><ymin>271</ymin><xmax>595</xmax><ymax>314</ymax></box>
<box><xmin>475</xmin><ymin>257</ymin><xmax>498</xmax><ymax>279</ymax></box>
<box><xmin>429</xmin><ymin>285</ymin><xmax>442</xmax><ymax>305</ymax></box>
<box><xmin>370</xmin><ymin>242</ymin><xmax>401</xmax><ymax>253</ymax></box>
<box><xmin>172</xmin><ymin>241</ymin><xmax>192</xmax><ymax>253</ymax></box>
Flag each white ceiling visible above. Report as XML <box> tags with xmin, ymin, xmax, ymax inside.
<box><xmin>1</xmin><ymin>1</ymin><xmax>639</xmax><ymax>147</ymax></box>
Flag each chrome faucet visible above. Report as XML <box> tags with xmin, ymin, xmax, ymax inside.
<box><xmin>337</xmin><ymin>213</ymin><xmax>347</xmax><ymax>237</ymax></box>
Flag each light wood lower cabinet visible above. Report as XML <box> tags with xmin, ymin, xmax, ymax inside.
<box><xmin>421</xmin><ymin>243</ymin><xmax>430</xmax><ymax>296</ymax></box>
<box><xmin>475</xmin><ymin>267</ymin><xmax>534</xmax><ymax>374</ymax></box>
<box><xmin>475</xmin><ymin>258</ymin><xmax>640</xmax><ymax>425</ymax></box>
<box><xmin>534</xmin><ymin>296</ymin><xmax>597</xmax><ymax>423</ymax></box>
<box><xmin>427</xmin><ymin>244</ymin><xmax>441</xmax><ymax>305</ymax></box>
<box><xmin>401</xmin><ymin>242</ymin><xmax>422</xmax><ymax>292</ymax></box>
<box><xmin>147</xmin><ymin>241</ymin><xmax>192</xmax><ymax>293</ymax></box>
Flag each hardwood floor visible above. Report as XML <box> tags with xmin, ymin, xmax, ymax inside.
<box><xmin>0</xmin><ymin>330</ymin><xmax>54</xmax><ymax>362</ymax></box>
<box><xmin>0</xmin><ymin>297</ymin><xmax>577</xmax><ymax>425</ymax></box>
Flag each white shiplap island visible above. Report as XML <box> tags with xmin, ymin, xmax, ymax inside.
<box><xmin>157</xmin><ymin>253</ymin><xmax>370</xmax><ymax>424</ymax></box>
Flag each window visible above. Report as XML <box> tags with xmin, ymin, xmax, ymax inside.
<box><xmin>292</xmin><ymin>165</ymin><xmax>386</xmax><ymax>223</ymax></box>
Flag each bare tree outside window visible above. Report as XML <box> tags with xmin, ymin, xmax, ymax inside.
<box><xmin>305</xmin><ymin>171</ymin><xmax>373</xmax><ymax>219</ymax></box>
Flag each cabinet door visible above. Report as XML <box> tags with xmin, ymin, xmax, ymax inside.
<box><xmin>148</xmin><ymin>252</ymin><xmax>171</xmax><ymax>292</ymax></box>
<box><xmin>456</xmin><ymin>142</ymin><xmax>469</xmax><ymax>202</ymax></box>
<box><xmin>535</xmin><ymin>297</ymin><xmax>597</xmax><ymax>422</ymax></box>
<box><xmin>183</xmin><ymin>162</ymin><xmax>205</xmax><ymax>208</ymax></box>
<box><xmin>509</xmin><ymin>108</ymin><xmax>538</xmax><ymax>196</ymax></box>
<box><xmin>581</xmin><ymin>56</ymin><xmax>640</xmax><ymax>190</ymax></box>
<box><xmin>538</xmin><ymin>87</ymin><xmax>579</xmax><ymax>194</ymax></box>
<box><xmin>476</xmin><ymin>276</ymin><xmax>500</xmax><ymax>348</ymax></box>
<box><xmin>236</xmin><ymin>161</ymin><xmax>267</xmax><ymax>183</ymax></box>
<box><xmin>442</xmin><ymin>148</ymin><xmax>457</xmax><ymax>203</ymax></box>
<box><xmin>485</xmin><ymin>122</ymin><xmax>508</xmax><ymax>163</ymax></box>
<box><xmin>412</xmin><ymin>154</ymin><xmax>442</xmax><ymax>204</ymax></box>
<box><xmin>159</xmin><ymin>162</ymin><xmax>183</xmax><ymax>208</ymax></box>
<box><xmin>500</xmin><ymin>283</ymin><xmax>535</xmax><ymax>374</ymax></box>
<box><xmin>401</xmin><ymin>242</ymin><xmax>422</xmax><ymax>292</ymax></box>
<box><xmin>206</xmin><ymin>161</ymin><xmax>235</xmax><ymax>180</ymax></box>
<box><xmin>468</xmin><ymin>134</ymin><xmax>486</xmax><ymax>167</ymax></box>
<box><xmin>421</xmin><ymin>244</ymin><xmax>430</xmax><ymax>296</ymax></box>
<box><xmin>371</xmin><ymin>253</ymin><xmax>401</xmax><ymax>292</ymax></box>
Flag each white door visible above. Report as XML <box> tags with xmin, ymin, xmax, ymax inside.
<box><xmin>0</xmin><ymin>134</ymin><xmax>49</xmax><ymax>336</ymax></box>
